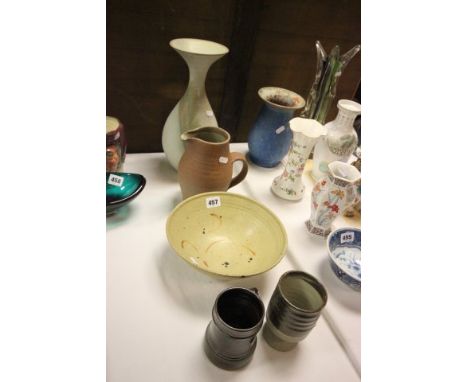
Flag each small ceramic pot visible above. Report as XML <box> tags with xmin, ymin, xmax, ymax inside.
<box><xmin>204</xmin><ymin>287</ymin><xmax>265</xmax><ymax>369</ymax></box>
<box><xmin>248</xmin><ymin>87</ymin><xmax>305</xmax><ymax>168</ymax></box>
<box><xmin>263</xmin><ymin>271</ymin><xmax>327</xmax><ymax>351</ymax></box>
<box><xmin>106</xmin><ymin>116</ymin><xmax>127</xmax><ymax>172</ymax></box>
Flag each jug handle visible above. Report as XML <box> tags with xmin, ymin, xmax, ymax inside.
<box><xmin>345</xmin><ymin>183</ymin><xmax>360</xmax><ymax>208</ymax></box>
<box><xmin>228</xmin><ymin>152</ymin><xmax>248</xmax><ymax>189</ymax></box>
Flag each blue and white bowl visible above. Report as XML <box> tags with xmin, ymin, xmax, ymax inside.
<box><xmin>327</xmin><ymin>228</ymin><xmax>361</xmax><ymax>291</ymax></box>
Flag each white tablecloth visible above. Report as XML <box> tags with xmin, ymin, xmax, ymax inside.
<box><xmin>107</xmin><ymin>143</ymin><xmax>361</xmax><ymax>381</ymax></box>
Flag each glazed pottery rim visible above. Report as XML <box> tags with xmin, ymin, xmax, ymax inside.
<box><xmin>169</xmin><ymin>38</ymin><xmax>229</xmax><ymax>56</ymax></box>
<box><xmin>289</xmin><ymin>117</ymin><xmax>326</xmax><ymax>138</ymax></box>
<box><xmin>277</xmin><ymin>271</ymin><xmax>328</xmax><ymax>313</ymax></box>
<box><xmin>328</xmin><ymin>161</ymin><xmax>361</xmax><ymax>184</ymax></box>
<box><xmin>213</xmin><ymin>287</ymin><xmax>265</xmax><ymax>332</ymax></box>
<box><xmin>337</xmin><ymin>99</ymin><xmax>361</xmax><ymax>114</ymax></box>
<box><xmin>181</xmin><ymin>126</ymin><xmax>230</xmax><ymax>146</ymax></box>
<box><xmin>106</xmin><ymin>116</ymin><xmax>121</xmax><ymax>133</ymax></box>
<box><xmin>326</xmin><ymin>227</ymin><xmax>361</xmax><ymax>282</ymax></box>
<box><xmin>165</xmin><ymin>191</ymin><xmax>288</xmax><ymax>277</ymax></box>
<box><xmin>106</xmin><ymin>172</ymin><xmax>146</xmax><ymax>207</ymax></box>
<box><xmin>258</xmin><ymin>87</ymin><xmax>306</xmax><ymax>110</ymax></box>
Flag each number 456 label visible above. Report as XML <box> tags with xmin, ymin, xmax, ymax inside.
<box><xmin>108</xmin><ymin>174</ymin><xmax>124</xmax><ymax>187</ymax></box>
<box><xmin>206</xmin><ymin>196</ymin><xmax>221</xmax><ymax>208</ymax></box>
<box><xmin>340</xmin><ymin>231</ymin><xmax>355</xmax><ymax>244</ymax></box>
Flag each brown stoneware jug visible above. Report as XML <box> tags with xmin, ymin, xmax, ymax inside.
<box><xmin>178</xmin><ymin>126</ymin><xmax>248</xmax><ymax>199</ymax></box>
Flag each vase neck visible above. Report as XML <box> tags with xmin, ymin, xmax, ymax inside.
<box><xmin>263</xmin><ymin>102</ymin><xmax>295</xmax><ymax>118</ymax></box>
<box><xmin>334</xmin><ymin>111</ymin><xmax>357</xmax><ymax>130</ymax></box>
<box><xmin>333</xmin><ymin>99</ymin><xmax>361</xmax><ymax>130</ymax></box>
<box><xmin>179</xmin><ymin>52</ymin><xmax>223</xmax><ymax>92</ymax></box>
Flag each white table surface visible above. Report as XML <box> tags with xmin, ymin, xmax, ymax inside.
<box><xmin>107</xmin><ymin>143</ymin><xmax>361</xmax><ymax>381</ymax></box>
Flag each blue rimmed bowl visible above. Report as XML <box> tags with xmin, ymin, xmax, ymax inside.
<box><xmin>326</xmin><ymin>227</ymin><xmax>361</xmax><ymax>291</ymax></box>
<box><xmin>106</xmin><ymin>172</ymin><xmax>146</xmax><ymax>215</ymax></box>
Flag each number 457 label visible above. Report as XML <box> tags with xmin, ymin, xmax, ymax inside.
<box><xmin>108</xmin><ymin>174</ymin><xmax>124</xmax><ymax>187</ymax></box>
<box><xmin>340</xmin><ymin>231</ymin><xmax>355</xmax><ymax>244</ymax></box>
<box><xmin>206</xmin><ymin>196</ymin><xmax>221</xmax><ymax>208</ymax></box>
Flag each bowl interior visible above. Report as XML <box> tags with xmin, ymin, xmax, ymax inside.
<box><xmin>327</xmin><ymin>228</ymin><xmax>361</xmax><ymax>281</ymax></box>
<box><xmin>166</xmin><ymin>192</ymin><xmax>287</xmax><ymax>277</ymax></box>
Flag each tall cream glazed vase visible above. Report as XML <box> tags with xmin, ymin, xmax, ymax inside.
<box><xmin>162</xmin><ymin>38</ymin><xmax>229</xmax><ymax>170</ymax></box>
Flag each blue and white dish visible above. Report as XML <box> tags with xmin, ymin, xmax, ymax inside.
<box><xmin>327</xmin><ymin>227</ymin><xmax>361</xmax><ymax>291</ymax></box>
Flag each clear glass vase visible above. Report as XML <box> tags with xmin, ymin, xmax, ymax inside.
<box><xmin>301</xmin><ymin>41</ymin><xmax>360</xmax><ymax>124</ymax></box>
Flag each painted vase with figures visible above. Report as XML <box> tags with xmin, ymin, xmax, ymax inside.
<box><xmin>312</xmin><ymin>99</ymin><xmax>361</xmax><ymax>180</ymax></box>
<box><xmin>344</xmin><ymin>147</ymin><xmax>361</xmax><ymax>217</ymax></box>
<box><xmin>271</xmin><ymin>118</ymin><xmax>326</xmax><ymax>201</ymax></box>
<box><xmin>306</xmin><ymin>161</ymin><xmax>361</xmax><ymax>237</ymax></box>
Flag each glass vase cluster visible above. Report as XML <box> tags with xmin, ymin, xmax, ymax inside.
<box><xmin>301</xmin><ymin>41</ymin><xmax>360</xmax><ymax>124</ymax></box>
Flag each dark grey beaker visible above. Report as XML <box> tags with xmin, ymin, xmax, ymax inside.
<box><xmin>204</xmin><ymin>287</ymin><xmax>265</xmax><ymax>370</ymax></box>
<box><xmin>263</xmin><ymin>271</ymin><xmax>328</xmax><ymax>351</ymax></box>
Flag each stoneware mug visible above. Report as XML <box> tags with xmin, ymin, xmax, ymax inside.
<box><xmin>204</xmin><ymin>287</ymin><xmax>265</xmax><ymax>370</ymax></box>
<box><xmin>263</xmin><ymin>271</ymin><xmax>327</xmax><ymax>351</ymax></box>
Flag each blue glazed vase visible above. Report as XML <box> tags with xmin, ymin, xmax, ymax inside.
<box><xmin>248</xmin><ymin>87</ymin><xmax>305</xmax><ymax>168</ymax></box>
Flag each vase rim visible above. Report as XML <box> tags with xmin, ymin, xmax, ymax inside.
<box><xmin>258</xmin><ymin>87</ymin><xmax>305</xmax><ymax>110</ymax></box>
<box><xmin>277</xmin><ymin>271</ymin><xmax>328</xmax><ymax>313</ymax></box>
<box><xmin>170</xmin><ymin>38</ymin><xmax>229</xmax><ymax>56</ymax></box>
<box><xmin>337</xmin><ymin>99</ymin><xmax>361</xmax><ymax>114</ymax></box>
<box><xmin>328</xmin><ymin>161</ymin><xmax>361</xmax><ymax>184</ymax></box>
<box><xmin>289</xmin><ymin>117</ymin><xmax>326</xmax><ymax>138</ymax></box>
<box><xmin>106</xmin><ymin>116</ymin><xmax>121</xmax><ymax>133</ymax></box>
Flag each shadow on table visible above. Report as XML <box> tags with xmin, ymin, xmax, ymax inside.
<box><xmin>318</xmin><ymin>257</ymin><xmax>361</xmax><ymax>313</ymax></box>
<box><xmin>257</xmin><ymin>331</ymin><xmax>303</xmax><ymax>370</ymax></box>
<box><xmin>245</xmin><ymin>153</ymin><xmax>284</xmax><ymax>172</ymax></box>
<box><xmin>154</xmin><ymin>157</ymin><xmax>178</xmax><ymax>184</ymax></box>
<box><xmin>170</xmin><ymin>192</ymin><xmax>182</xmax><ymax>209</ymax></box>
<box><xmin>195</xmin><ymin>328</ymin><xmax>301</xmax><ymax>380</ymax></box>
<box><xmin>106</xmin><ymin>205</ymin><xmax>135</xmax><ymax>231</ymax></box>
<box><xmin>155</xmin><ymin>245</ymin><xmax>269</xmax><ymax>318</ymax></box>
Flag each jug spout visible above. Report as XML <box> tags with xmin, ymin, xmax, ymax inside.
<box><xmin>328</xmin><ymin>161</ymin><xmax>361</xmax><ymax>184</ymax></box>
<box><xmin>180</xmin><ymin>126</ymin><xmax>230</xmax><ymax>144</ymax></box>
<box><xmin>180</xmin><ymin>130</ymin><xmax>196</xmax><ymax>142</ymax></box>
